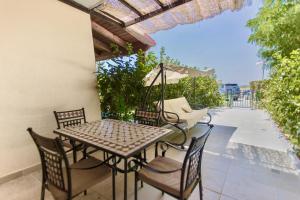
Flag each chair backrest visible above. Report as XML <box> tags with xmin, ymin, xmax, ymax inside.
<box><xmin>27</xmin><ymin>128</ymin><xmax>71</xmax><ymax>195</ymax></box>
<box><xmin>54</xmin><ymin>108</ymin><xmax>86</xmax><ymax>129</ymax></box>
<box><xmin>180</xmin><ymin>125</ymin><xmax>213</xmax><ymax>195</ymax></box>
<box><xmin>134</xmin><ymin>110</ymin><xmax>160</xmax><ymax>126</ymax></box>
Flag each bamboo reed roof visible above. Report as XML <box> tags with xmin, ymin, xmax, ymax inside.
<box><xmin>59</xmin><ymin>0</ymin><xmax>249</xmax><ymax>60</ymax></box>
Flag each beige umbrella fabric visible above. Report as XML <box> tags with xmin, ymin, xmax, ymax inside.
<box><xmin>143</xmin><ymin>64</ymin><xmax>215</xmax><ymax>86</ymax></box>
<box><xmin>144</xmin><ymin>66</ymin><xmax>188</xmax><ymax>86</ymax></box>
<box><xmin>166</xmin><ymin>64</ymin><xmax>215</xmax><ymax>78</ymax></box>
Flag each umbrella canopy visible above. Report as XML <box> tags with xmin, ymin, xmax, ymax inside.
<box><xmin>143</xmin><ymin>64</ymin><xmax>214</xmax><ymax>86</ymax></box>
<box><xmin>166</xmin><ymin>64</ymin><xmax>215</xmax><ymax>78</ymax></box>
<box><xmin>144</xmin><ymin>66</ymin><xmax>188</xmax><ymax>86</ymax></box>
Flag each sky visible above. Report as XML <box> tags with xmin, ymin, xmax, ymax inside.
<box><xmin>149</xmin><ymin>2</ymin><xmax>264</xmax><ymax>86</ymax></box>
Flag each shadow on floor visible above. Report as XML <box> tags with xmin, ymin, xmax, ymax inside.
<box><xmin>226</xmin><ymin>142</ymin><xmax>296</xmax><ymax>169</ymax></box>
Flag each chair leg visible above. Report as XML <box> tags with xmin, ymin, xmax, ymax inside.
<box><xmin>134</xmin><ymin>172</ymin><xmax>138</xmax><ymax>200</ymax></box>
<box><xmin>143</xmin><ymin>149</ymin><xmax>147</xmax><ymax>162</ymax></box>
<box><xmin>155</xmin><ymin>142</ymin><xmax>158</xmax><ymax>157</ymax></box>
<box><xmin>83</xmin><ymin>146</ymin><xmax>87</xmax><ymax>159</ymax></box>
<box><xmin>73</xmin><ymin>150</ymin><xmax>77</xmax><ymax>163</ymax></box>
<box><xmin>199</xmin><ymin>181</ymin><xmax>203</xmax><ymax>200</ymax></box>
<box><xmin>112</xmin><ymin>168</ymin><xmax>116</xmax><ymax>200</ymax></box>
<box><xmin>103</xmin><ymin>151</ymin><xmax>106</xmax><ymax>160</ymax></box>
<box><xmin>71</xmin><ymin>140</ymin><xmax>77</xmax><ymax>163</ymax></box>
<box><xmin>40</xmin><ymin>183</ymin><xmax>45</xmax><ymax>200</ymax></box>
<box><xmin>138</xmin><ymin>153</ymin><xmax>144</xmax><ymax>188</ymax></box>
<box><xmin>84</xmin><ymin>190</ymin><xmax>87</xmax><ymax>195</ymax></box>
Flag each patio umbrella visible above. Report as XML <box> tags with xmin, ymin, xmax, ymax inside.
<box><xmin>142</xmin><ymin>63</ymin><xmax>215</xmax><ymax>110</ymax></box>
<box><xmin>144</xmin><ymin>64</ymin><xmax>214</xmax><ymax>86</ymax></box>
<box><xmin>143</xmin><ymin>65</ymin><xmax>188</xmax><ymax>86</ymax></box>
<box><xmin>167</xmin><ymin>65</ymin><xmax>215</xmax><ymax>103</ymax></box>
<box><xmin>166</xmin><ymin>64</ymin><xmax>215</xmax><ymax>78</ymax></box>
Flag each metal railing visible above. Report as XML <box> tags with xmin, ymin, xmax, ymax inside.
<box><xmin>224</xmin><ymin>91</ymin><xmax>259</xmax><ymax>109</ymax></box>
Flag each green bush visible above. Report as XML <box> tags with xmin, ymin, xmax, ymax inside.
<box><xmin>247</xmin><ymin>0</ymin><xmax>300</xmax><ymax>154</ymax></box>
<box><xmin>250</xmin><ymin>80</ymin><xmax>269</xmax><ymax>108</ymax></box>
<box><xmin>163</xmin><ymin>76</ymin><xmax>223</xmax><ymax>107</ymax></box>
<box><xmin>97</xmin><ymin>46</ymin><xmax>222</xmax><ymax>120</ymax></box>
<box><xmin>263</xmin><ymin>50</ymin><xmax>300</xmax><ymax>146</ymax></box>
<box><xmin>247</xmin><ymin>0</ymin><xmax>300</xmax><ymax>65</ymax></box>
<box><xmin>96</xmin><ymin>45</ymin><xmax>157</xmax><ymax>120</ymax></box>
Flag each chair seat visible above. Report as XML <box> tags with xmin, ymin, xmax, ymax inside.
<box><xmin>138</xmin><ymin>156</ymin><xmax>185</xmax><ymax>198</ymax></box>
<box><xmin>48</xmin><ymin>157</ymin><xmax>111</xmax><ymax>200</ymax></box>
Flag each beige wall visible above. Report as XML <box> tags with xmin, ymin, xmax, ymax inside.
<box><xmin>0</xmin><ymin>0</ymin><xmax>100</xmax><ymax>177</ymax></box>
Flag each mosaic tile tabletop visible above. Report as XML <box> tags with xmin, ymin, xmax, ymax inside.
<box><xmin>54</xmin><ymin>119</ymin><xmax>173</xmax><ymax>157</ymax></box>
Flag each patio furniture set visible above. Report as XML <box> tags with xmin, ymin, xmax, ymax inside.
<box><xmin>28</xmin><ymin>104</ymin><xmax>213</xmax><ymax>200</ymax></box>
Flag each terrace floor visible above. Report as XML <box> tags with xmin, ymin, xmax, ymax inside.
<box><xmin>1</xmin><ymin>107</ymin><xmax>300</xmax><ymax>200</ymax></box>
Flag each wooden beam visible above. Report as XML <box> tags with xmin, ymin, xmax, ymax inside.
<box><xmin>153</xmin><ymin>0</ymin><xmax>164</xmax><ymax>8</ymax></box>
<box><xmin>125</xmin><ymin>0</ymin><xmax>193</xmax><ymax>27</ymax></box>
<box><xmin>89</xmin><ymin>1</ymin><xmax>103</xmax><ymax>10</ymax></box>
<box><xmin>93</xmin><ymin>38</ymin><xmax>112</xmax><ymax>53</ymax></box>
<box><xmin>91</xmin><ymin>10</ymin><xmax>125</xmax><ymax>27</ymax></box>
<box><xmin>92</xmin><ymin>21</ymin><xmax>127</xmax><ymax>48</ymax></box>
<box><xmin>95</xmin><ymin>52</ymin><xmax>114</xmax><ymax>61</ymax></box>
<box><xmin>118</xmin><ymin>0</ymin><xmax>142</xmax><ymax>16</ymax></box>
<box><xmin>58</xmin><ymin>0</ymin><xmax>90</xmax><ymax>13</ymax></box>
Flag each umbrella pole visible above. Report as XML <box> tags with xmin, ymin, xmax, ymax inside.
<box><xmin>142</xmin><ymin>63</ymin><xmax>167</xmax><ymax>121</ymax></box>
<box><xmin>142</xmin><ymin>64</ymin><xmax>162</xmax><ymax>110</ymax></box>
<box><xmin>193</xmin><ymin>77</ymin><xmax>196</xmax><ymax>104</ymax></box>
<box><xmin>160</xmin><ymin>63</ymin><xmax>167</xmax><ymax>120</ymax></box>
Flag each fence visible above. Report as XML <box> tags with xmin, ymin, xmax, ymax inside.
<box><xmin>224</xmin><ymin>91</ymin><xmax>259</xmax><ymax>108</ymax></box>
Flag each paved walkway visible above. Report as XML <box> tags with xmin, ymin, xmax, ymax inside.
<box><xmin>0</xmin><ymin>108</ymin><xmax>299</xmax><ymax>200</ymax></box>
<box><xmin>200</xmin><ymin>108</ymin><xmax>300</xmax><ymax>200</ymax></box>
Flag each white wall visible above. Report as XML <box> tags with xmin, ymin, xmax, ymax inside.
<box><xmin>0</xmin><ymin>0</ymin><xmax>100</xmax><ymax>177</ymax></box>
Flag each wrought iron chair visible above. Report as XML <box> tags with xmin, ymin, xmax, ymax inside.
<box><xmin>134</xmin><ymin>124</ymin><xmax>213</xmax><ymax>200</ymax></box>
<box><xmin>53</xmin><ymin>108</ymin><xmax>92</xmax><ymax>162</ymax></box>
<box><xmin>101</xmin><ymin>111</ymin><xmax>121</xmax><ymax>120</ymax></box>
<box><xmin>134</xmin><ymin>109</ymin><xmax>160</xmax><ymax>127</ymax></box>
<box><xmin>27</xmin><ymin>128</ymin><xmax>115</xmax><ymax>200</ymax></box>
<box><xmin>133</xmin><ymin>109</ymin><xmax>161</xmax><ymax>165</ymax></box>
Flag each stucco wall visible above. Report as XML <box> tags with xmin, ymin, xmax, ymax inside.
<box><xmin>0</xmin><ymin>0</ymin><xmax>100</xmax><ymax>177</ymax></box>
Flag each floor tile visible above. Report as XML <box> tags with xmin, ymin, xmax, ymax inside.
<box><xmin>1</xmin><ymin>108</ymin><xmax>299</xmax><ymax>200</ymax></box>
<box><xmin>202</xmin><ymin>167</ymin><xmax>227</xmax><ymax>193</ymax></box>
<box><xmin>277</xmin><ymin>189</ymin><xmax>300</xmax><ymax>200</ymax></box>
<box><xmin>222</xmin><ymin>174</ymin><xmax>277</xmax><ymax>200</ymax></box>
<box><xmin>220</xmin><ymin>195</ymin><xmax>238</xmax><ymax>200</ymax></box>
<box><xmin>202</xmin><ymin>152</ymin><xmax>233</xmax><ymax>173</ymax></box>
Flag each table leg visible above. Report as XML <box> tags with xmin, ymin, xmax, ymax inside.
<box><xmin>124</xmin><ymin>158</ymin><xmax>128</xmax><ymax>200</ymax></box>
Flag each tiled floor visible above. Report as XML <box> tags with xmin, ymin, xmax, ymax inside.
<box><xmin>0</xmin><ymin>108</ymin><xmax>299</xmax><ymax>200</ymax></box>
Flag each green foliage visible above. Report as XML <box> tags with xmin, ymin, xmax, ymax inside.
<box><xmin>247</xmin><ymin>0</ymin><xmax>300</xmax><ymax>65</ymax></box>
<box><xmin>248</xmin><ymin>0</ymin><xmax>300</xmax><ymax>155</ymax></box>
<box><xmin>250</xmin><ymin>80</ymin><xmax>269</xmax><ymax>107</ymax></box>
<box><xmin>97</xmin><ymin>45</ymin><xmax>222</xmax><ymax>121</ymax></box>
<box><xmin>97</xmin><ymin>44</ymin><xmax>158</xmax><ymax>120</ymax></box>
<box><xmin>142</xmin><ymin>76</ymin><xmax>223</xmax><ymax>110</ymax></box>
<box><xmin>262</xmin><ymin>50</ymin><xmax>300</xmax><ymax>146</ymax></box>
<box><xmin>163</xmin><ymin>76</ymin><xmax>223</xmax><ymax>107</ymax></box>
<box><xmin>159</xmin><ymin>47</ymin><xmax>166</xmax><ymax>63</ymax></box>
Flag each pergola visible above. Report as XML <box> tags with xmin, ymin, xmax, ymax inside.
<box><xmin>59</xmin><ymin>0</ymin><xmax>249</xmax><ymax>60</ymax></box>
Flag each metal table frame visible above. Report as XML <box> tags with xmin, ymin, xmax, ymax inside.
<box><xmin>54</xmin><ymin>119</ymin><xmax>173</xmax><ymax>200</ymax></box>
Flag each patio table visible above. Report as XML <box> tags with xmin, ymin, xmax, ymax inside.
<box><xmin>53</xmin><ymin>119</ymin><xmax>173</xmax><ymax>200</ymax></box>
